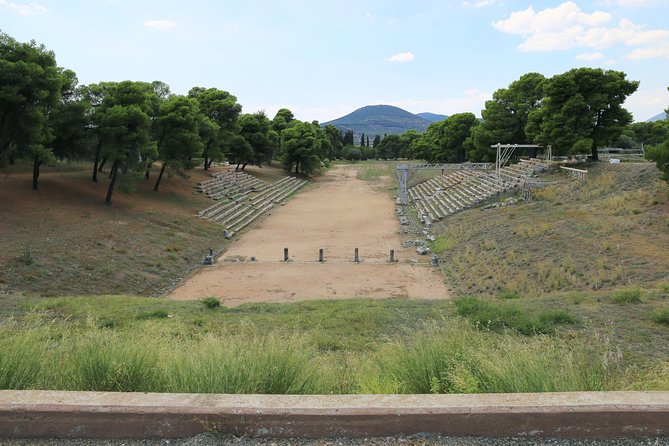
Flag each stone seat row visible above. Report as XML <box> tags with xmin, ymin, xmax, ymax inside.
<box><xmin>197</xmin><ymin>175</ymin><xmax>308</xmax><ymax>239</ymax></box>
<box><xmin>194</xmin><ymin>171</ymin><xmax>264</xmax><ymax>199</ymax></box>
<box><xmin>407</xmin><ymin>159</ymin><xmax>547</xmax><ymax>225</ymax></box>
<box><xmin>222</xmin><ymin>178</ymin><xmax>307</xmax><ymax>238</ymax></box>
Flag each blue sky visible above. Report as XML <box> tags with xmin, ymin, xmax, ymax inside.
<box><xmin>2</xmin><ymin>0</ymin><xmax>668</xmax><ymax>123</ymax></box>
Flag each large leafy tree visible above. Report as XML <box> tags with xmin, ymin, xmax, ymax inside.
<box><xmin>526</xmin><ymin>68</ymin><xmax>638</xmax><ymax>160</ymax></box>
<box><xmin>232</xmin><ymin>111</ymin><xmax>275</xmax><ymax>171</ymax></box>
<box><xmin>49</xmin><ymin>70</ymin><xmax>89</xmax><ymax>163</ymax></box>
<box><xmin>88</xmin><ymin>81</ymin><xmax>158</xmax><ymax>204</ymax></box>
<box><xmin>376</xmin><ymin>134</ymin><xmax>403</xmax><ymax>160</ymax></box>
<box><xmin>469</xmin><ymin>73</ymin><xmax>546</xmax><ymax>162</ymax></box>
<box><xmin>280</xmin><ymin>121</ymin><xmax>324</xmax><ymax>174</ymax></box>
<box><xmin>630</xmin><ymin>121</ymin><xmax>669</xmax><ymax>148</ymax></box>
<box><xmin>152</xmin><ymin>95</ymin><xmax>202</xmax><ymax>191</ymax></box>
<box><xmin>32</xmin><ymin>69</ymin><xmax>87</xmax><ymax>190</ymax></box>
<box><xmin>426</xmin><ymin>113</ymin><xmax>479</xmax><ymax>163</ymax></box>
<box><xmin>0</xmin><ymin>32</ymin><xmax>65</xmax><ymax>188</ymax></box>
<box><xmin>400</xmin><ymin>130</ymin><xmax>421</xmax><ymax>160</ymax></box>
<box><xmin>323</xmin><ymin>124</ymin><xmax>343</xmax><ymax>159</ymax></box>
<box><xmin>188</xmin><ymin>87</ymin><xmax>242</xmax><ymax>169</ymax></box>
<box><xmin>272</xmin><ymin>108</ymin><xmax>295</xmax><ymax>133</ymax></box>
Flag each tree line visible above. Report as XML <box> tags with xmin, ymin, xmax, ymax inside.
<box><xmin>0</xmin><ymin>32</ymin><xmax>347</xmax><ymax>203</ymax></box>
<box><xmin>2</xmin><ymin>31</ymin><xmax>669</xmax><ymax>204</ymax></box>
<box><xmin>372</xmin><ymin>71</ymin><xmax>668</xmax><ymax>181</ymax></box>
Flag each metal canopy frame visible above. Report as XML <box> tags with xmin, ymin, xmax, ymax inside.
<box><xmin>491</xmin><ymin>143</ymin><xmax>551</xmax><ymax>179</ymax></box>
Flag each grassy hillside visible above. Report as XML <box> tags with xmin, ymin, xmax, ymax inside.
<box><xmin>0</xmin><ymin>163</ymin><xmax>246</xmax><ymax>299</ymax></box>
<box><xmin>432</xmin><ymin>162</ymin><xmax>669</xmax><ymax>296</ymax></box>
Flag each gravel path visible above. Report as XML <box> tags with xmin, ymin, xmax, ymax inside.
<box><xmin>5</xmin><ymin>433</ymin><xmax>669</xmax><ymax>446</ymax></box>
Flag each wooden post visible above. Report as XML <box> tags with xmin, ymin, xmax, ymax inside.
<box><xmin>284</xmin><ymin>248</ymin><xmax>289</xmax><ymax>262</ymax></box>
<box><xmin>354</xmin><ymin>248</ymin><xmax>359</xmax><ymax>263</ymax></box>
<box><xmin>319</xmin><ymin>248</ymin><xmax>324</xmax><ymax>263</ymax></box>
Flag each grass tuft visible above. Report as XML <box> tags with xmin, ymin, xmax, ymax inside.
<box><xmin>201</xmin><ymin>296</ymin><xmax>221</xmax><ymax>309</ymax></box>
<box><xmin>18</xmin><ymin>246</ymin><xmax>34</xmax><ymax>266</ymax></box>
<box><xmin>652</xmin><ymin>308</ymin><xmax>669</xmax><ymax>326</ymax></box>
<box><xmin>359</xmin><ymin>321</ymin><xmax>611</xmax><ymax>394</ymax></box>
<box><xmin>611</xmin><ymin>287</ymin><xmax>643</xmax><ymax>305</ymax></box>
<box><xmin>136</xmin><ymin>309</ymin><xmax>169</xmax><ymax>320</ymax></box>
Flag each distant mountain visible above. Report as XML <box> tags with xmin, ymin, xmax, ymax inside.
<box><xmin>416</xmin><ymin>112</ymin><xmax>449</xmax><ymax>122</ymax></box>
<box><xmin>322</xmin><ymin>105</ymin><xmax>432</xmax><ymax>137</ymax></box>
<box><xmin>646</xmin><ymin>111</ymin><xmax>667</xmax><ymax>122</ymax></box>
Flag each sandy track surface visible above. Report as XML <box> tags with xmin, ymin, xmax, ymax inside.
<box><xmin>168</xmin><ymin>165</ymin><xmax>450</xmax><ymax>305</ymax></box>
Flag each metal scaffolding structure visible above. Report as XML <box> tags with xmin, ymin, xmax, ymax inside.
<box><xmin>491</xmin><ymin>143</ymin><xmax>551</xmax><ymax>179</ymax></box>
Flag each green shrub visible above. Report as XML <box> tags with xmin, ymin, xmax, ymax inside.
<box><xmin>539</xmin><ymin>309</ymin><xmax>578</xmax><ymax>326</ymax></box>
<box><xmin>136</xmin><ymin>309</ymin><xmax>169</xmax><ymax>320</ymax></box>
<box><xmin>201</xmin><ymin>296</ymin><xmax>221</xmax><ymax>309</ymax></box>
<box><xmin>611</xmin><ymin>287</ymin><xmax>643</xmax><ymax>304</ymax></box>
<box><xmin>99</xmin><ymin>319</ymin><xmax>118</xmax><ymax>329</ymax></box>
<box><xmin>652</xmin><ymin>308</ymin><xmax>669</xmax><ymax>326</ymax></box>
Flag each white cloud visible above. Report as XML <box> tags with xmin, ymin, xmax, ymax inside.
<box><xmin>144</xmin><ymin>20</ymin><xmax>177</xmax><ymax>30</ymax></box>
<box><xmin>576</xmin><ymin>52</ymin><xmax>607</xmax><ymax>60</ymax></box>
<box><xmin>0</xmin><ymin>0</ymin><xmax>48</xmax><ymax>15</ymax></box>
<box><xmin>493</xmin><ymin>1</ymin><xmax>669</xmax><ymax>59</ymax></box>
<box><xmin>626</xmin><ymin>43</ymin><xmax>669</xmax><ymax>59</ymax></box>
<box><xmin>624</xmin><ymin>87</ymin><xmax>669</xmax><ymax>122</ymax></box>
<box><xmin>385</xmin><ymin>52</ymin><xmax>415</xmax><ymax>63</ymax></box>
<box><xmin>493</xmin><ymin>3</ymin><xmax>612</xmax><ymax>37</ymax></box>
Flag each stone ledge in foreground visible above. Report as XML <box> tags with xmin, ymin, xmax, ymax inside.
<box><xmin>1</xmin><ymin>390</ymin><xmax>668</xmax><ymax>439</ymax></box>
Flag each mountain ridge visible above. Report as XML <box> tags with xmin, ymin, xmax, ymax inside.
<box><xmin>646</xmin><ymin>111</ymin><xmax>667</xmax><ymax>122</ymax></box>
<box><xmin>322</xmin><ymin>104</ymin><xmax>441</xmax><ymax>137</ymax></box>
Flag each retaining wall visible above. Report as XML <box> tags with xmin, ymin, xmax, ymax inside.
<box><xmin>1</xmin><ymin>391</ymin><xmax>669</xmax><ymax>439</ymax></box>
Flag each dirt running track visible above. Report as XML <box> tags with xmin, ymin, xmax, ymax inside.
<box><xmin>168</xmin><ymin>165</ymin><xmax>451</xmax><ymax>305</ymax></box>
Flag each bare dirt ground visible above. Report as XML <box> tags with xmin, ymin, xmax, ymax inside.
<box><xmin>168</xmin><ymin>165</ymin><xmax>451</xmax><ymax>305</ymax></box>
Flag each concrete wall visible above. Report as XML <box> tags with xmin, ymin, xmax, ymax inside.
<box><xmin>1</xmin><ymin>390</ymin><xmax>669</xmax><ymax>439</ymax></box>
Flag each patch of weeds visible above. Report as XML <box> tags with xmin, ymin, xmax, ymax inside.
<box><xmin>498</xmin><ymin>290</ymin><xmax>521</xmax><ymax>300</ymax></box>
<box><xmin>659</xmin><ymin>283</ymin><xmax>669</xmax><ymax>296</ymax></box>
<box><xmin>18</xmin><ymin>246</ymin><xmax>34</xmax><ymax>266</ymax></box>
<box><xmin>564</xmin><ymin>292</ymin><xmax>587</xmax><ymax>305</ymax></box>
<box><xmin>611</xmin><ymin>287</ymin><xmax>643</xmax><ymax>305</ymax></box>
<box><xmin>136</xmin><ymin>309</ymin><xmax>169</xmax><ymax>320</ymax></box>
<box><xmin>539</xmin><ymin>309</ymin><xmax>578</xmax><ymax>326</ymax></box>
<box><xmin>652</xmin><ymin>308</ymin><xmax>669</xmax><ymax>326</ymax></box>
<box><xmin>201</xmin><ymin>296</ymin><xmax>221</xmax><ymax>309</ymax></box>
<box><xmin>99</xmin><ymin>319</ymin><xmax>119</xmax><ymax>329</ymax></box>
<box><xmin>454</xmin><ymin>296</ymin><xmax>553</xmax><ymax>335</ymax></box>
<box><xmin>432</xmin><ymin>235</ymin><xmax>454</xmax><ymax>253</ymax></box>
